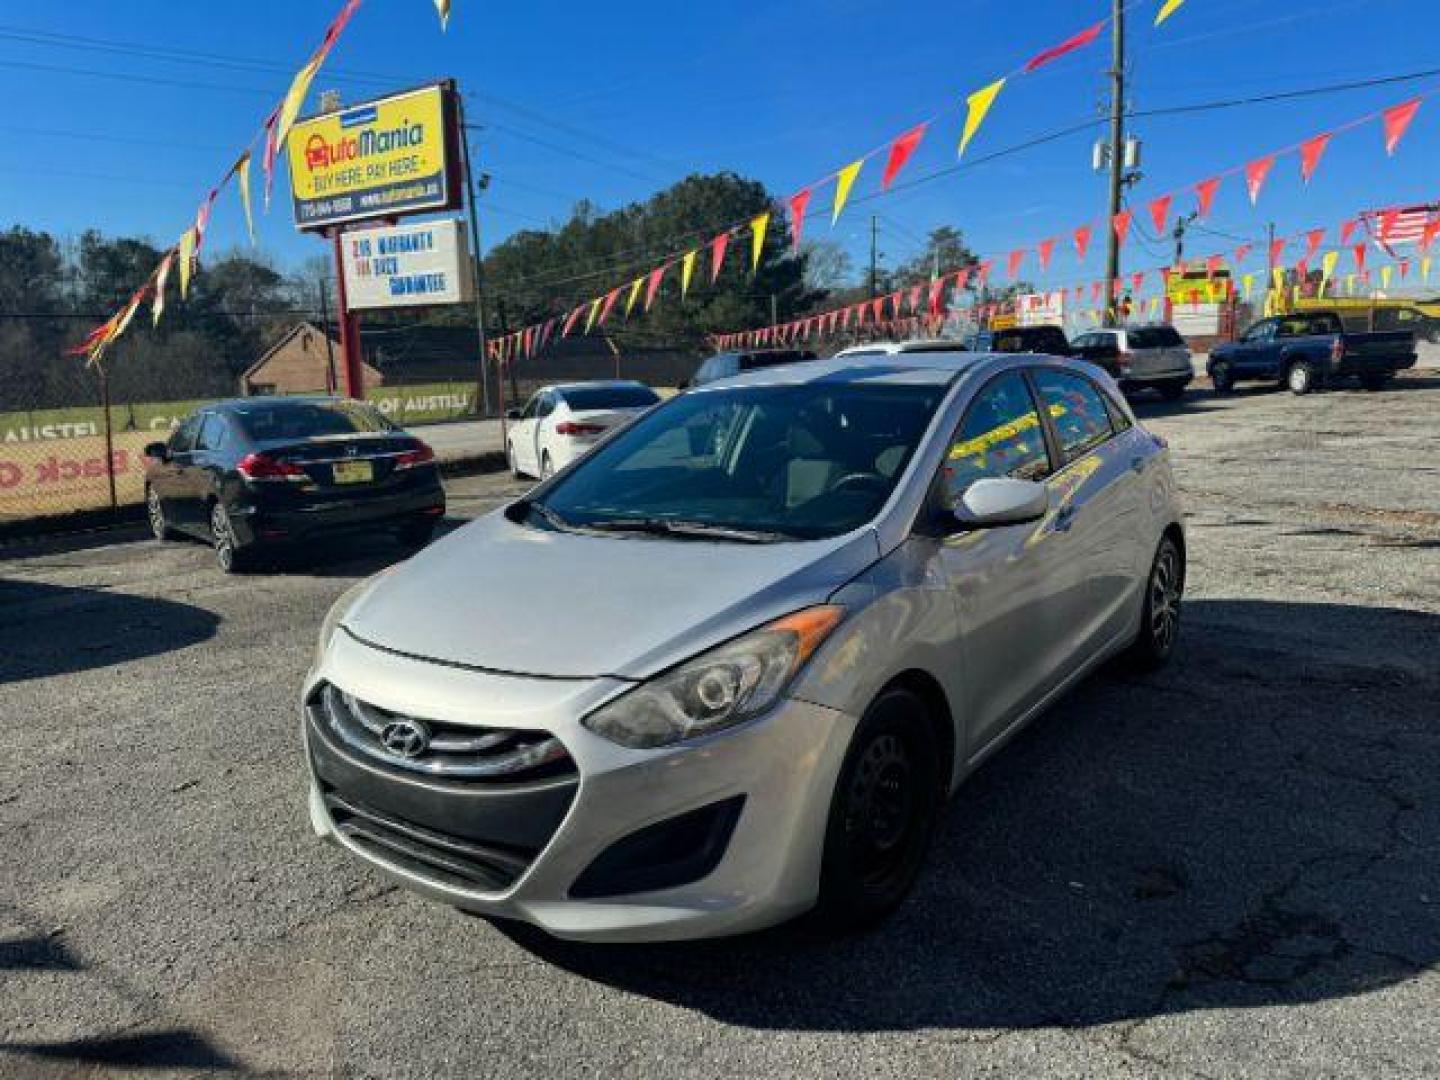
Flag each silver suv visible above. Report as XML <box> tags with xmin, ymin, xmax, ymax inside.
<box><xmin>1071</xmin><ymin>325</ymin><xmax>1194</xmax><ymax>400</ymax></box>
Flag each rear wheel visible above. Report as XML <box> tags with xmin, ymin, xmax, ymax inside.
<box><xmin>1360</xmin><ymin>374</ymin><xmax>1390</xmax><ymax>392</ymax></box>
<box><xmin>146</xmin><ymin>486</ymin><xmax>174</xmax><ymax>541</ymax></box>
<box><xmin>1286</xmin><ymin>360</ymin><xmax>1318</xmax><ymax>395</ymax></box>
<box><xmin>815</xmin><ymin>688</ymin><xmax>941</xmax><ymax>933</ymax></box>
<box><xmin>210</xmin><ymin>501</ymin><xmax>249</xmax><ymax>574</ymax></box>
<box><xmin>1210</xmin><ymin>360</ymin><xmax>1235</xmax><ymax>394</ymax></box>
<box><xmin>1126</xmin><ymin>534</ymin><xmax>1184</xmax><ymax>670</ymax></box>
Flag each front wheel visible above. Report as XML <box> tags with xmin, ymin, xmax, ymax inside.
<box><xmin>1210</xmin><ymin>360</ymin><xmax>1235</xmax><ymax>394</ymax></box>
<box><xmin>1126</xmin><ymin>534</ymin><xmax>1185</xmax><ymax>670</ymax></box>
<box><xmin>815</xmin><ymin>688</ymin><xmax>941</xmax><ymax>933</ymax></box>
<box><xmin>1286</xmin><ymin>360</ymin><xmax>1318</xmax><ymax>395</ymax></box>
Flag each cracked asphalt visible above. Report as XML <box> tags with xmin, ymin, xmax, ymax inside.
<box><xmin>1</xmin><ymin>372</ymin><xmax>1437</xmax><ymax>1079</ymax></box>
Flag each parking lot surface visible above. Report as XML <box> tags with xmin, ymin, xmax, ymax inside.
<box><xmin>2</xmin><ymin>375</ymin><xmax>1438</xmax><ymax>1079</ymax></box>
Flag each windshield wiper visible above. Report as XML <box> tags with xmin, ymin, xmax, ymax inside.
<box><xmin>581</xmin><ymin>517</ymin><xmax>792</xmax><ymax>544</ymax></box>
<box><xmin>518</xmin><ymin>498</ymin><xmax>574</xmax><ymax>532</ymax></box>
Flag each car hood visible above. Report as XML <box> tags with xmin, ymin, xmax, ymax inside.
<box><xmin>341</xmin><ymin>509</ymin><xmax>881</xmax><ymax>680</ymax></box>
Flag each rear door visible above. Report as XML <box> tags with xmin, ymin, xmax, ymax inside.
<box><xmin>186</xmin><ymin>411</ymin><xmax>231</xmax><ymax>522</ymax></box>
<box><xmin>1030</xmin><ymin>367</ymin><xmax>1145</xmax><ymax>659</ymax></box>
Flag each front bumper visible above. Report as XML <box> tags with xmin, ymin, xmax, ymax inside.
<box><xmin>302</xmin><ymin>629</ymin><xmax>857</xmax><ymax>942</ymax></box>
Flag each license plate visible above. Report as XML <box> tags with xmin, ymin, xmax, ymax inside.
<box><xmin>331</xmin><ymin>460</ymin><xmax>373</xmax><ymax>484</ymax></box>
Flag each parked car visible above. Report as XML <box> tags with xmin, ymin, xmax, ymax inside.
<box><xmin>505</xmin><ymin>381</ymin><xmax>661</xmax><ymax>479</ymax></box>
<box><xmin>1207</xmin><ymin>311</ymin><xmax>1418</xmax><ymax>394</ymax></box>
<box><xmin>303</xmin><ymin>351</ymin><xmax>1185</xmax><ymax>942</ymax></box>
<box><xmin>966</xmin><ymin>325</ymin><xmax>1074</xmax><ymax>356</ymax></box>
<box><xmin>686</xmin><ymin>349</ymin><xmax>816</xmax><ymax>388</ymax></box>
<box><xmin>832</xmin><ymin>340</ymin><xmax>969</xmax><ymax>359</ymax></box>
<box><xmin>144</xmin><ymin>397</ymin><xmax>445</xmax><ymax>573</ymax></box>
<box><xmin>1070</xmin><ymin>325</ymin><xmax>1194</xmax><ymax>400</ymax></box>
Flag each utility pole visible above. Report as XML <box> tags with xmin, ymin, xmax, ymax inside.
<box><xmin>770</xmin><ymin>293</ymin><xmax>778</xmax><ymax>326</ymax></box>
<box><xmin>1172</xmin><ymin>211</ymin><xmax>1198</xmax><ymax>266</ymax></box>
<box><xmin>1102</xmin><ymin>0</ymin><xmax>1126</xmax><ymax>327</ymax></box>
<box><xmin>869</xmin><ymin>216</ymin><xmax>879</xmax><ymax>299</ymax></box>
<box><xmin>457</xmin><ymin>97</ymin><xmax>493</xmax><ymax>418</ymax></box>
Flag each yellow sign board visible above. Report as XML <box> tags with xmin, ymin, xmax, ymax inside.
<box><xmin>287</xmin><ymin>84</ymin><xmax>458</xmax><ymax>230</ymax></box>
<box><xmin>1167</xmin><ymin>269</ymin><xmax>1232</xmax><ymax>305</ymax></box>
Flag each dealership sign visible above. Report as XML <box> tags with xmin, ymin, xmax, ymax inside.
<box><xmin>287</xmin><ymin>83</ymin><xmax>461</xmax><ymax>230</ymax></box>
<box><xmin>1016</xmin><ymin>291</ymin><xmax>1066</xmax><ymax>327</ymax></box>
<box><xmin>340</xmin><ymin>219</ymin><xmax>474</xmax><ymax>310</ymax></box>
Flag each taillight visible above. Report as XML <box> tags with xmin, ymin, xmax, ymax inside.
<box><xmin>237</xmin><ymin>452</ymin><xmax>307</xmax><ymax>481</ymax></box>
<box><xmin>394</xmin><ymin>441</ymin><xmax>435</xmax><ymax>469</ymax></box>
<box><xmin>555</xmin><ymin>421</ymin><xmax>605</xmax><ymax>437</ymax></box>
<box><xmin>1330</xmin><ymin>337</ymin><xmax>1345</xmax><ymax>363</ymax></box>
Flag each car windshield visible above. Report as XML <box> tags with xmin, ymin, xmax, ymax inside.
<box><xmin>232</xmin><ymin>400</ymin><xmax>393</xmax><ymax>441</ymax></box>
<box><xmin>560</xmin><ymin>385</ymin><xmax>660</xmax><ymax>410</ymax></box>
<box><xmin>529</xmin><ymin>382</ymin><xmax>945</xmax><ymax>541</ymax></box>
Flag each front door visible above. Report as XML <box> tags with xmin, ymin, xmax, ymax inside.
<box><xmin>510</xmin><ymin>393</ymin><xmax>543</xmax><ymax>475</ymax></box>
<box><xmin>154</xmin><ymin>413</ymin><xmax>202</xmax><ymax>528</ymax></box>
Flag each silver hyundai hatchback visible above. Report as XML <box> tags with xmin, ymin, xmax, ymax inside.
<box><xmin>302</xmin><ymin>352</ymin><xmax>1185</xmax><ymax>942</ymax></box>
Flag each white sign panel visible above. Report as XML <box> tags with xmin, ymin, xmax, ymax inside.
<box><xmin>1016</xmin><ymin>290</ymin><xmax>1065</xmax><ymax>327</ymax></box>
<box><xmin>341</xmin><ymin>218</ymin><xmax>473</xmax><ymax>310</ymax></box>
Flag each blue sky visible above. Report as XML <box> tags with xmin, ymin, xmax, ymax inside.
<box><xmin>1</xmin><ymin>0</ymin><xmax>1435</xmax><ymax>299</ymax></box>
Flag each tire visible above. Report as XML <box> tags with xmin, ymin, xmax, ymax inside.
<box><xmin>209</xmin><ymin>501</ymin><xmax>249</xmax><ymax>574</ymax></box>
<box><xmin>1125</xmin><ymin>534</ymin><xmax>1185</xmax><ymax>671</ymax></box>
<box><xmin>540</xmin><ymin>452</ymin><xmax>554</xmax><ymax>480</ymax></box>
<box><xmin>507</xmin><ymin>441</ymin><xmax>522</xmax><ymax>479</ymax></box>
<box><xmin>1158</xmin><ymin>380</ymin><xmax>1188</xmax><ymax>402</ymax></box>
<box><xmin>1286</xmin><ymin>359</ymin><xmax>1317</xmax><ymax>395</ymax></box>
<box><xmin>814</xmin><ymin>687</ymin><xmax>942</xmax><ymax>933</ymax></box>
<box><xmin>1360</xmin><ymin>374</ymin><xmax>1390</xmax><ymax>392</ymax></box>
<box><xmin>398</xmin><ymin>516</ymin><xmax>437</xmax><ymax>548</ymax></box>
<box><xmin>1210</xmin><ymin>360</ymin><xmax>1235</xmax><ymax>394</ymax></box>
<box><xmin>146</xmin><ymin>485</ymin><xmax>175</xmax><ymax>541</ymax></box>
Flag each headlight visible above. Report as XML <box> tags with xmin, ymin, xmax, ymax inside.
<box><xmin>581</xmin><ymin>606</ymin><xmax>845</xmax><ymax>749</ymax></box>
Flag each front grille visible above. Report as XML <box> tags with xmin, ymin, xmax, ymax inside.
<box><xmin>311</xmin><ymin>682</ymin><xmax>575</xmax><ymax>782</ymax></box>
<box><xmin>322</xmin><ymin>786</ymin><xmax>531</xmax><ymax>891</ymax></box>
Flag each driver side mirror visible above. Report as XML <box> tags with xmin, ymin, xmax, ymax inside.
<box><xmin>505</xmin><ymin>408</ymin><xmax>522</xmax><ymax>421</ymax></box>
<box><xmin>951</xmin><ymin>478</ymin><xmax>1049</xmax><ymax>529</ymax></box>
<box><xmin>144</xmin><ymin>441</ymin><xmax>169</xmax><ymax>462</ymax></box>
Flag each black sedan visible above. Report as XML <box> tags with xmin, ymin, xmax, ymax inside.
<box><xmin>143</xmin><ymin>397</ymin><xmax>446</xmax><ymax>572</ymax></box>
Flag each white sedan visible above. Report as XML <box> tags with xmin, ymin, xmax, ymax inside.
<box><xmin>505</xmin><ymin>381</ymin><xmax>661</xmax><ymax>479</ymax></box>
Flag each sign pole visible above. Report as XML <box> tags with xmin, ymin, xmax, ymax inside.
<box><xmin>456</xmin><ymin>96</ymin><xmax>494</xmax><ymax>420</ymax></box>
<box><xmin>330</xmin><ymin>227</ymin><xmax>366</xmax><ymax>400</ymax></box>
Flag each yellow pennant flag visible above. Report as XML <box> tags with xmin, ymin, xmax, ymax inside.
<box><xmin>831</xmin><ymin>159</ymin><xmax>863</xmax><ymax>224</ymax></box>
<box><xmin>1423</xmin><ymin>257</ymin><xmax>1432</xmax><ymax>283</ymax></box>
<box><xmin>959</xmin><ymin>78</ymin><xmax>1006</xmax><ymax>158</ymax></box>
<box><xmin>1320</xmin><ymin>251</ymin><xmax>1339</xmax><ymax>296</ymax></box>
<box><xmin>681</xmin><ymin>250</ymin><xmax>698</xmax><ymax>298</ymax></box>
<box><xmin>112</xmin><ymin>292</ymin><xmax>143</xmax><ymax>348</ymax></box>
<box><xmin>750</xmin><ymin>212</ymin><xmax>770</xmax><ymax>274</ymax></box>
<box><xmin>1380</xmin><ymin>265</ymin><xmax>1393</xmax><ymax>290</ymax></box>
<box><xmin>152</xmin><ymin>253</ymin><xmax>174</xmax><ymax>326</ymax></box>
<box><xmin>1271</xmin><ymin>266</ymin><xmax>1286</xmax><ymax>294</ymax></box>
<box><xmin>624</xmin><ymin>276</ymin><xmax>644</xmax><ymax>318</ymax></box>
<box><xmin>583</xmin><ymin>296</ymin><xmax>601</xmax><ymax>334</ymax></box>
<box><xmin>275</xmin><ymin>56</ymin><xmax>323</xmax><ymax>155</ymax></box>
<box><xmin>235</xmin><ymin>152</ymin><xmax>256</xmax><ymax>245</ymax></box>
<box><xmin>435</xmin><ymin>0</ymin><xmax>452</xmax><ymax>30</ymax></box>
<box><xmin>1155</xmin><ymin>0</ymin><xmax>1187</xmax><ymax>25</ymax></box>
<box><xmin>1241</xmin><ymin>273</ymin><xmax>1254</xmax><ymax>300</ymax></box>
<box><xmin>178</xmin><ymin>228</ymin><xmax>196</xmax><ymax>299</ymax></box>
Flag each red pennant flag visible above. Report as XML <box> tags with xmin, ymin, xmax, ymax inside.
<box><xmin>953</xmin><ymin>267</ymin><xmax>972</xmax><ymax>290</ymax></box>
<box><xmin>709</xmin><ymin>232</ymin><xmax>730</xmax><ymax>282</ymax></box>
<box><xmin>1268</xmin><ymin>237</ymin><xmax>1286</xmax><ymax>266</ymax></box>
<box><xmin>1304</xmin><ymin>228</ymin><xmax>1325</xmax><ymax>260</ymax></box>
<box><xmin>1037</xmin><ymin>238</ymin><xmax>1056</xmax><ymax>272</ymax></box>
<box><xmin>928</xmin><ymin>278</ymin><xmax>946</xmax><ymax>314</ymax></box>
<box><xmin>1074</xmin><ymin>225</ymin><xmax>1092</xmax><ymax>261</ymax></box>
<box><xmin>788</xmin><ymin>189</ymin><xmax>812</xmax><ymax>250</ymax></box>
<box><xmin>1148</xmin><ymin>194</ymin><xmax>1173</xmax><ymax>236</ymax></box>
<box><xmin>1091</xmin><ymin>280</ymin><xmax>1103</xmax><ymax>303</ymax></box>
<box><xmin>882</xmin><ymin>123</ymin><xmax>927</xmax><ymax>190</ymax></box>
<box><xmin>562</xmin><ymin>305</ymin><xmax>584</xmax><ymax>337</ymax></box>
<box><xmin>1130</xmin><ymin>270</ymin><xmax>1145</xmax><ymax>293</ymax></box>
<box><xmin>598</xmin><ymin>288</ymin><xmax>621</xmax><ymax>326</ymax></box>
<box><xmin>1299</xmin><ymin>132</ymin><xmax>1331</xmax><ymax>184</ymax></box>
<box><xmin>1421</xmin><ymin>219</ymin><xmax>1440</xmax><ymax>253</ymax></box>
<box><xmin>1024</xmin><ymin>21</ymin><xmax>1104</xmax><ymax>72</ymax></box>
<box><xmin>1206</xmin><ymin>254</ymin><xmax>1222</xmax><ymax>279</ymax></box>
<box><xmin>1244</xmin><ymin>155</ymin><xmax>1275</xmax><ymax>205</ymax></box>
<box><xmin>908</xmin><ymin>284</ymin><xmax>923</xmax><ymax>313</ymax></box>
<box><xmin>1194</xmin><ymin>177</ymin><xmax>1220</xmax><ymax>218</ymax></box>
<box><xmin>1112</xmin><ymin>209</ymin><xmax>1133</xmax><ymax>246</ymax></box>
<box><xmin>977</xmin><ymin>259</ymin><xmax>994</xmax><ymax>285</ymax></box>
<box><xmin>1352</xmin><ymin>243</ymin><xmax>1367</xmax><ymax>272</ymax></box>
<box><xmin>644</xmin><ymin>265</ymin><xmax>666</xmax><ymax>311</ymax></box>
<box><xmin>1382</xmin><ymin>99</ymin><xmax>1421</xmax><ymax>155</ymax></box>
<box><xmin>1235</xmin><ymin>243</ymin><xmax>1253</xmax><ymax>263</ymax></box>
<box><xmin>1340</xmin><ymin>219</ymin><xmax>1358</xmax><ymax>246</ymax></box>
<box><xmin>1007</xmin><ymin>249</ymin><xmax>1025</xmax><ymax>279</ymax></box>
<box><xmin>1295</xmin><ymin>258</ymin><xmax>1310</xmax><ymax>282</ymax></box>
<box><xmin>871</xmin><ymin>297</ymin><xmax>886</xmax><ymax>322</ymax></box>
<box><xmin>1400</xmin><ymin>258</ymin><xmax>1411</xmax><ymax>279</ymax></box>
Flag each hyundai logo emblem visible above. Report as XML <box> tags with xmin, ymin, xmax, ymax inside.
<box><xmin>380</xmin><ymin>719</ymin><xmax>430</xmax><ymax>759</ymax></box>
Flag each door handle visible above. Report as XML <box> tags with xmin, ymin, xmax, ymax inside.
<box><xmin>1052</xmin><ymin>505</ymin><xmax>1077</xmax><ymax>533</ymax></box>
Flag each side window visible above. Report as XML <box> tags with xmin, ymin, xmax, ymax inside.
<box><xmin>537</xmin><ymin>393</ymin><xmax>557</xmax><ymax>419</ymax></box>
<box><xmin>169</xmin><ymin>414</ymin><xmax>201</xmax><ymax>454</ymax></box>
<box><xmin>1245</xmin><ymin>320</ymin><xmax>1277</xmax><ymax>343</ymax></box>
<box><xmin>520</xmin><ymin>394</ymin><xmax>542</xmax><ymax>421</ymax></box>
<box><xmin>1032</xmin><ymin>370</ymin><xmax>1116</xmax><ymax>465</ymax></box>
<box><xmin>942</xmin><ymin>372</ymin><xmax>1052</xmax><ymax>504</ymax></box>
<box><xmin>195</xmin><ymin>414</ymin><xmax>227</xmax><ymax>453</ymax></box>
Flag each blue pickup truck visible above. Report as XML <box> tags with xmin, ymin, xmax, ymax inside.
<box><xmin>1208</xmin><ymin>311</ymin><xmax>1417</xmax><ymax>395</ymax></box>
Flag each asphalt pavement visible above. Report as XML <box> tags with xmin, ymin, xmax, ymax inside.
<box><xmin>1</xmin><ymin>372</ymin><xmax>1438</xmax><ymax>1079</ymax></box>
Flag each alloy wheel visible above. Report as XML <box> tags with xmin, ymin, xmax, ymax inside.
<box><xmin>211</xmin><ymin>503</ymin><xmax>236</xmax><ymax>572</ymax></box>
<box><xmin>1149</xmin><ymin>542</ymin><xmax>1182</xmax><ymax>656</ymax></box>
<box><xmin>146</xmin><ymin>488</ymin><xmax>167</xmax><ymax>540</ymax></box>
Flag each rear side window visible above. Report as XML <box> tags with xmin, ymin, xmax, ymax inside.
<box><xmin>169</xmin><ymin>414</ymin><xmax>202</xmax><ymax>454</ymax></box>
<box><xmin>1129</xmin><ymin>327</ymin><xmax>1185</xmax><ymax>348</ymax></box>
<box><xmin>195</xmin><ymin>413</ymin><xmax>228</xmax><ymax>453</ymax></box>
<box><xmin>943</xmin><ymin>372</ymin><xmax>1053</xmax><ymax>503</ymax></box>
<box><xmin>739</xmin><ymin>350</ymin><xmax>813</xmax><ymax>372</ymax></box>
<box><xmin>1031</xmin><ymin>370</ymin><xmax>1116</xmax><ymax>464</ymax></box>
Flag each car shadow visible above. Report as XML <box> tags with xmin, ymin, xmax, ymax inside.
<box><xmin>500</xmin><ymin>598</ymin><xmax>1440</xmax><ymax>1032</ymax></box>
<box><xmin>0</xmin><ymin>581</ymin><xmax>220</xmax><ymax>684</ymax></box>
<box><xmin>254</xmin><ymin>516</ymin><xmax>468</xmax><ymax>580</ymax></box>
